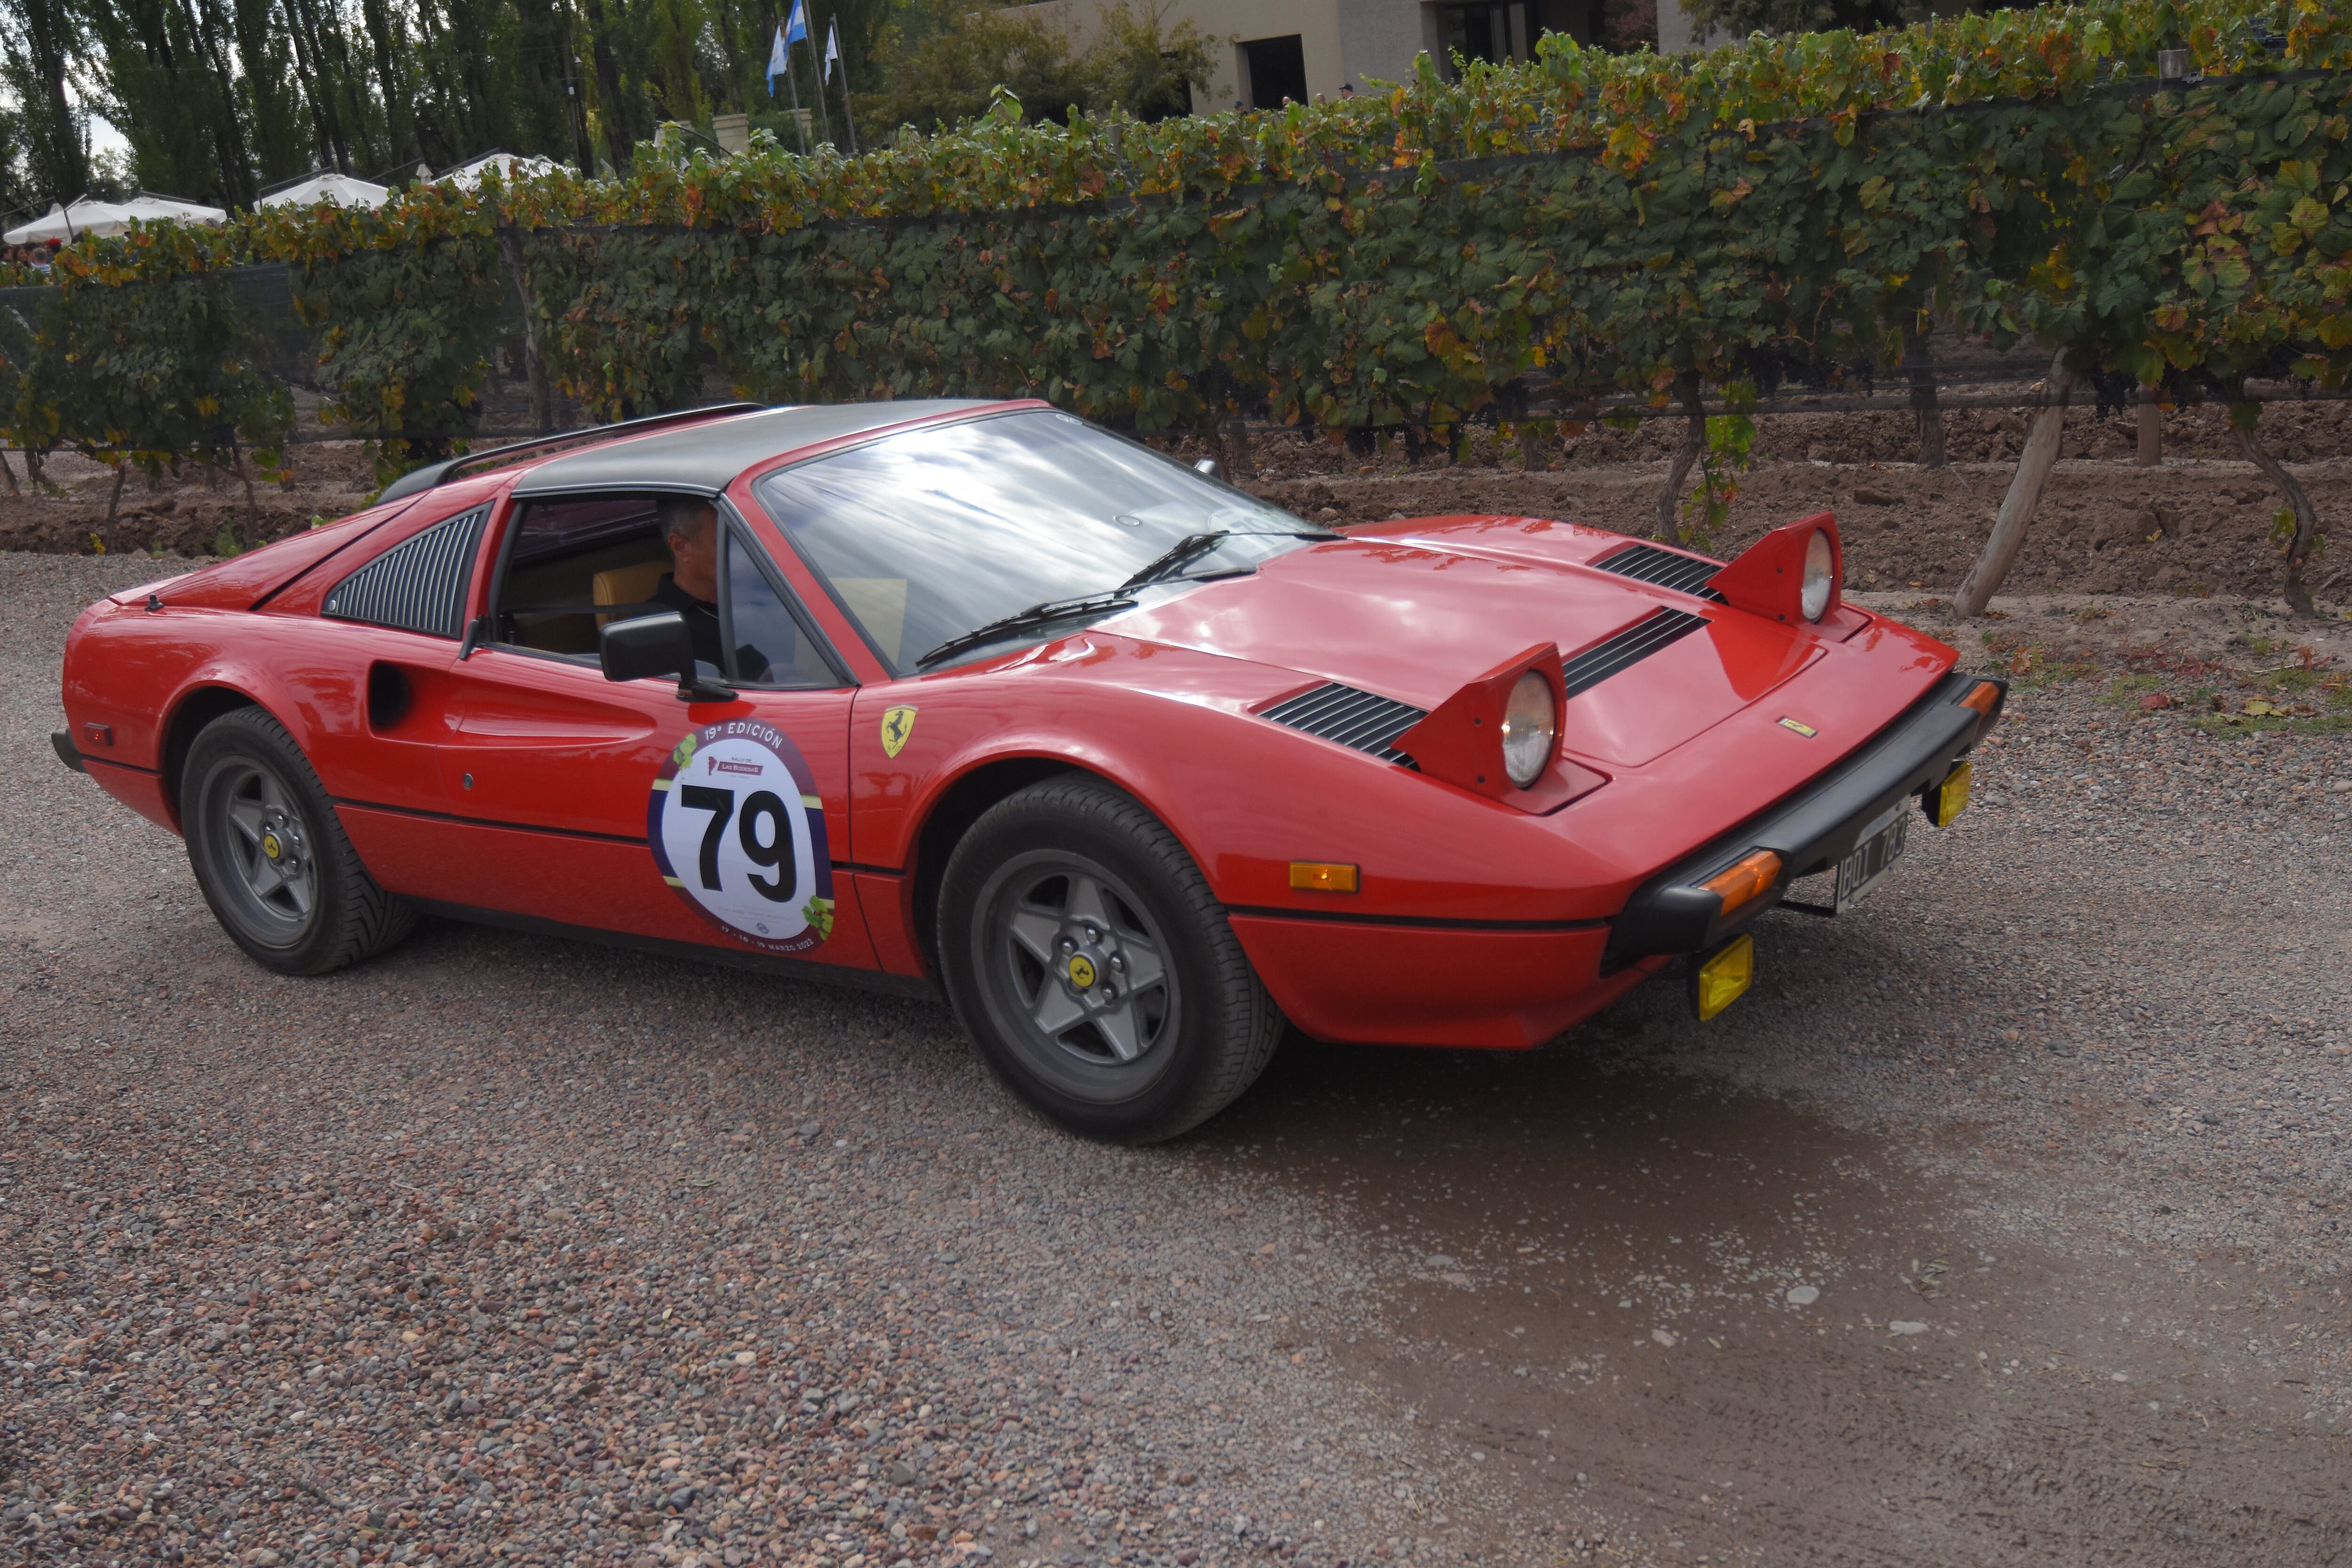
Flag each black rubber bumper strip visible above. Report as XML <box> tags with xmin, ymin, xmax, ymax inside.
<box><xmin>52</xmin><ymin>731</ymin><xmax>86</xmax><ymax>773</ymax></box>
<box><xmin>1608</xmin><ymin>670</ymin><xmax>2004</xmax><ymax>959</ymax></box>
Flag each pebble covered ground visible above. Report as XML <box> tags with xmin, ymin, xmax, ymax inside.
<box><xmin>4</xmin><ymin>551</ymin><xmax>2349</xmax><ymax>1568</ymax></box>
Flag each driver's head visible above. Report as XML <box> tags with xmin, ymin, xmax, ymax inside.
<box><xmin>659</xmin><ymin>497</ymin><xmax>719</xmax><ymax>602</ymax></box>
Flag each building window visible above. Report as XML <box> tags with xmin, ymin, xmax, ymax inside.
<box><xmin>1240</xmin><ymin>35</ymin><xmax>1308</xmax><ymax>109</ymax></box>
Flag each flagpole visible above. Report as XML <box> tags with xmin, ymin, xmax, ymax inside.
<box><xmin>830</xmin><ymin>22</ymin><xmax>858</xmax><ymax>155</ymax></box>
<box><xmin>806</xmin><ymin>13</ymin><xmax>829</xmax><ymax>149</ymax></box>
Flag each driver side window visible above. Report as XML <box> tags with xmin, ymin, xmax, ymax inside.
<box><xmin>722</xmin><ymin>527</ymin><xmax>839</xmax><ymax>689</ymax></box>
<box><xmin>484</xmin><ymin>492</ymin><xmax>843</xmax><ymax>690</ymax></box>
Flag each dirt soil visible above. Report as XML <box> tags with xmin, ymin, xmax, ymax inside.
<box><xmin>4</xmin><ymin>544</ymin><xmax>2350</xmax><ymax>1567</ymax></box>
<box><xmin>6</xmin><ymin>400</ymin><xmax>2350</xmax><ymax>613</ymax></box>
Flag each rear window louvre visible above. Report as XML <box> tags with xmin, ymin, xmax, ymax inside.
<box><xmin>1589</xmin><ymin>541</ymin><xmax>1727</xmax><ymax>602</ymax></box>
<box><xmin>324</xmin><ymin>504</ymin><xmax>491</xmax><ymax>639</ymax></box>
<box><xmin>1262</xmin><ymin>682</ymin><xmax>1427</xmax><ymax>766</ymax></box>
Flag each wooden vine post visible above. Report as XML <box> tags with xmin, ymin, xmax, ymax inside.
<box><xmin>2136</xmin><ymin>388</ymin><xmax>2161</xmax><ymax>467</ymax></box>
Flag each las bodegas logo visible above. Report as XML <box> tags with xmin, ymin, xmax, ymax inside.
<box><xmin>710</xmin><ymin>757</ymin><xmax>764</xmax><ymax>776</ymax></box>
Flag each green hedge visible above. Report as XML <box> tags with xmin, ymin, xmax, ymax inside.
<box><xmin>4</xmin><ymin>0</ymin><xmax>2348</xmax><ymax>493</ymax></box>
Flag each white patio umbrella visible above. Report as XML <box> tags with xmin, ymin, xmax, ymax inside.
<box><xmin>118</xmin><ymin>193</ymin><xmax>229</xmax><ymax>226</ymax></box>
<box><xmin>6</xmin><ymin>200</ymin><xmax>131</xmax><ymax>244</ymax></box>
<box><xmin>258</xmin><ymin>172</ymin><xmax>391</xmax><ymax>211</ymax></box>
<box><xmin>439</xmin><ymin>152</ymin><xmax>565</xmax><ymax>191</ymax></box>
<box><xmin>4</xmin><ymin>193</ymin><xmax>226</xmax><ymax>243</ymax></box>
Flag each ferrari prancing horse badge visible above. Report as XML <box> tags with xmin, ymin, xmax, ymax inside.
<box><xmin>880</xmin><ymin>705</ymin><xmax>918</xmax><ymax>758</ymax></box>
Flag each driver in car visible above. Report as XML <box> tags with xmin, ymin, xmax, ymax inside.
<box><xmin>653</xmin><ymin>498</ymin><xmax>772</xmax><ymax>680</ymax></box>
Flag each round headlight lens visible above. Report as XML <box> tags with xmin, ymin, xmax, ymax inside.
<box><xmin>1800</xmin><ymin>528</ymin><xmax>1836</xmax><ymax>621</ymax></box>
<box><xmin>1501</xmin><ymin>669</ymin><xmax>1557</xmax><ymax>788</ymax></box>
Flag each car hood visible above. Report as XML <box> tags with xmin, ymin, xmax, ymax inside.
<box><xmin>1103</xmin><ymin>518</ymin><xmax>1833</xmax><ymax>768</ymax></box>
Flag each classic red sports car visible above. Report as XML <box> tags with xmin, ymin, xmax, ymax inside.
<box><xmin>57</xmin><ymin>400</ymin><xmax>2000</xmax><ymax>1140</ymax></box>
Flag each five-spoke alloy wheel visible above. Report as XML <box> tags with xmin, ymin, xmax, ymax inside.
<box><xmin>939</xmin><ymin>775</ymin><xmax>1282</xmax><ymax>1143</ymax></box>
<box><xmin>183</xmin><ymin>707</ymin><xmax>414</xmax><ymax>975</ymax></box>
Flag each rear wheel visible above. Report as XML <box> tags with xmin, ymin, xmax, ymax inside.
<box><xmin>182</xmin><ymin>708</ymin><xmax>413</xmax><ymax>975</ymax></box>
<box><xmin>938</xmin><ymin>775</ymin><xmax>1282</xmax><ymax>1143</ymax></box>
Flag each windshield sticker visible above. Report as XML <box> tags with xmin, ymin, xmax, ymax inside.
<box><xmin>880</xmin><ymin>704</ymin><xmax>917</xmax><ymax>758</ymax></box>
<box><xmin>648</xmin><ymin>719</ymin><xmax>834</xmax><ymax>954</ymax></box>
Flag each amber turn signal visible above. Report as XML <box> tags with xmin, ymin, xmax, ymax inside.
<box><xmin>1289</xmin><ymin>861</ymin><xmax>1359</xmax><ymax>893</ymax></box>
<box><xmin>1701</xmin><ymin>849</ymin><xmax>1781</xmax><ymax>916</ymax></box>
<box><xmin>1961</xmin><ymin>680</ymin><xmax>2001</xmax><ymax>718</ymax></box>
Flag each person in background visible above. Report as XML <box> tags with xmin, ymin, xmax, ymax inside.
<box><xmin>1340</xmin><ymin>82</ymin><xmax>1356</xmax><ymax>99</ymax></box>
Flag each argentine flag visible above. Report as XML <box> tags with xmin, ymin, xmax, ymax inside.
<box><xmin>768</xmin><ymin>2</ymin><xmax>810</xmax><ymax>96</ymax></box>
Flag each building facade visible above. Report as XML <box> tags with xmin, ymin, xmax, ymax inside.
<box><xmin>1015</xmin><ymin>0</ymin><xmax>1708</xmax><ymax>113</ymax></box>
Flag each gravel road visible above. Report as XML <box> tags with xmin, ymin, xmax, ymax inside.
<box><xmin>4</xmin><ymin>553</ymin><xmax>2348</xmax><ymax>1568</ymax></box>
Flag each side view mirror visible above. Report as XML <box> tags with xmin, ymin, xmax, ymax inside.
<box><xmin>599</xmin><ymin>612</ymin><xmax>734</xmax><ymax>702</ymax></box>
<box><xmin>1193</xmin><ymin>457</ymin><xmax>1221</xmax><ymax>479</ymax></box>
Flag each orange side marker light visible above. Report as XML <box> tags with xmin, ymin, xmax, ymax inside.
<box><xmin>1701</xmin><ymin>850</ymin><xmax>1782</xmax><ymax>916</ymax></box>
<box><xmin>1289</xmin><ymin>862</ymin><xmax>1360</xmax><ymax>894</ymax></box>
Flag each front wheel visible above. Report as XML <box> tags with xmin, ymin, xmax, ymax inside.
<box><xmin>937</xmin><ymin>776</ymin><xmax>1282</xmax><ymax>1144</ymax></box>
<box><xmin>182</xmin><ymin>707</ymin><xmax>414</xmax><ymax>975</ymax></box>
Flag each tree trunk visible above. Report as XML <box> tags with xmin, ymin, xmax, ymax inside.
<box><xmin>1905</xmin><ymin>326</ymin><xmax>1946</xmax><ymax>469</ymax></box>
<box><xmin>1519</xmin><ymin>423</ymin><xmax>1542</xmax><ymax>472</ymax></box>
<box><xmin>25</xmin><ymin>448</ymin><xmax>48</xmax><ymax>491</ymax></box>
<box><xmin>105</xmin><ymin>464</ymin><xmax>128</xmax><ymax>537</ymax></box>
<box><xmin>2233</xmin><ymin>422</ymin><xmax>2322</xmax><ymax>618</ymax></box>
<box><xmin>499</xmin><ymin>225</ymin><xmax>555</xmax><ymax>434</ymax></box>
<box><xmin>1955</xmin><ymin>350</ymin><xmax>2079</xmax><ymax>618</ymax></box>
<box><xmin>1654</xmin><ymin>372</ymin><xmax>1705</xmax><ymax>542</ymax></box>
<box><xmin>0</xmin><ymin>450</ymin><xmax>17</xmax><ymax>496</ymax></box>
<box><xmin>234</xmin><ymin>439</ymin><xmax>259</xmax><ymax>528</ymax></box>
<box><xmin>2136</xmin><ymin>389</ymin><xmax>2162</xmax><ymax>467</ymax></box>
<box><xmin>1220</xmin><ymin>415</ymin><xmax>1255</xmax><ymax>482</ymax></box>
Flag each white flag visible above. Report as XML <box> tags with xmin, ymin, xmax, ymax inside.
<box><xmin>823</xmin><ymin>19</ymin><xmax>843</xmax><ymax>79</ymax></box>
<box><xmin>765</xmin><ymin>24</ymin><xmax>788</xmax><ymax>95</ymax></box>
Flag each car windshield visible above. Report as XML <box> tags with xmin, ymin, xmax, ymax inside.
<box><xmin>753</xmin><ymin>409</ymin><xmax>1326</xmax><ymax>672</ymax></box>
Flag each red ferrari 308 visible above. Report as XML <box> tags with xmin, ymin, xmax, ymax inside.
<box><xmin>57</xmin><ymin>399</ymin><xmax>2001</xmax><ymax>1140</ymax></box>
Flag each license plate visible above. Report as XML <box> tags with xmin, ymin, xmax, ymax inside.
<box><xmin>1834</xmin><ymin>801</ymin><xmax>1910</xmax><ymax>912</ymax></box>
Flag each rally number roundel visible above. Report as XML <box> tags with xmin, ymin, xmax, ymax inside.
<box><xmin>648</xmin><ymin>721</ymin><xmax>834</xmax><ymax>954</ymax></box>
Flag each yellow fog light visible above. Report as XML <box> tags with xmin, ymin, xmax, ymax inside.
<box><xmin>1693</xmin><ymin>934</ymin><xmax>1755</xmax><ymax>1023</ymax></box>
<box><xmin>1926</xmin><ymin>760</ymin><xmax>1973</xmax><ymax>828</ymax></box>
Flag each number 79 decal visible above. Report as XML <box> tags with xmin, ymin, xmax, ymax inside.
<box><xmin>648</xmin><ymin>720</ymin><xmax>835</xmax><ymax>953</ymax></box>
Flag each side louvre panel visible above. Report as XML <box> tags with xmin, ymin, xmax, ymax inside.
<box><xmin>1260</xmin><ymin>682</ymin><xmax>1428</xmax><ymax>766</ymax></box>
<box><xmin>323</xmin><ymin>504</ymin><xmax>491</xmax><ymax>639</ymax></box>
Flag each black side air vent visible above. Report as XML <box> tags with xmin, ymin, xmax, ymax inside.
<box><xmin>1590</xmin><ymin>541</ymin><xmax>1727</xmax><ymax>602</ymax></box>
<box><xmin>1262</xmin><ymin>682</ymin><xmax>1427</xmax><ymax>766</ymax></box>
<box><xmin>1562</xmin><ymin>607</ymin><xmax>1708</xmax><ymax>698</ymax></box>
<box><xmin>324</xmin><ymin>504</ymin><xmax>491</xmax><ymax>639</ymax></box>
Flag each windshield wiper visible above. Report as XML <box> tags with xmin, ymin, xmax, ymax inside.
<box><xmin>1118</xmin><ymin>532</ymin><xmax>1233</xmax><ymax>592</ymax></box>
<box><xmin>914</xmin><ymin>593</ymin><xmax>1139</xmax><ymax>669</ymax></box>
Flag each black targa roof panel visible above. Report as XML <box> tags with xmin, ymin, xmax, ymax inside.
<box><xmin>509</xmin><ymin>399</ymin><xmax>1007</xmax><ymax>499</ymax></box>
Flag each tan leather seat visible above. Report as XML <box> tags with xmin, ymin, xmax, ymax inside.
<box><xmin>592</xmin><ymin>561</ymin><xmax>669</xmax><ymax>627</ymax></box>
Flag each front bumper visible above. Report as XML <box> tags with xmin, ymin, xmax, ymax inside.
<box><xmin>1608</xmin><ymin>671</ymin><xmax>2003</xmax><ymax>960</ymax></box>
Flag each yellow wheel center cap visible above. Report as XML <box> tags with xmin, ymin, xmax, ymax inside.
<box><xmin>261</xmin><ymin>833</ymin><xmax>282</xmax><ymax>860</ymax></box>
<box><xmin>1066</xmin><ymin>955</ymin><xmax>1097</xmax><ymax>989</ymax></box>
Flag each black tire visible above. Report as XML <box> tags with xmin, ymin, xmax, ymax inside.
<box><xmin>181</xmin><ymin>707</ymin><xmax>414</xmax><ymax>975</ymax></box>
<box><xmin>937</xmin><ymin>775</ymin><xmax>1283</xmax><ymax>1143</ymax></box>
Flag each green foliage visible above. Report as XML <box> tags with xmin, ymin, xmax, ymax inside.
<box><xmin>851</xmin><ymin>3</ymin><xmax>1100</xmax><ymax>136</ymax></box>
<box><xmin>7</xmin><ymin>224</ymin><xmax>291</xmax><ymax>483</ymax></box>
<box><xmin>10</xmin><ymin>0</ymin><xmax>2352</xmax><ymax>501</ymax></box>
